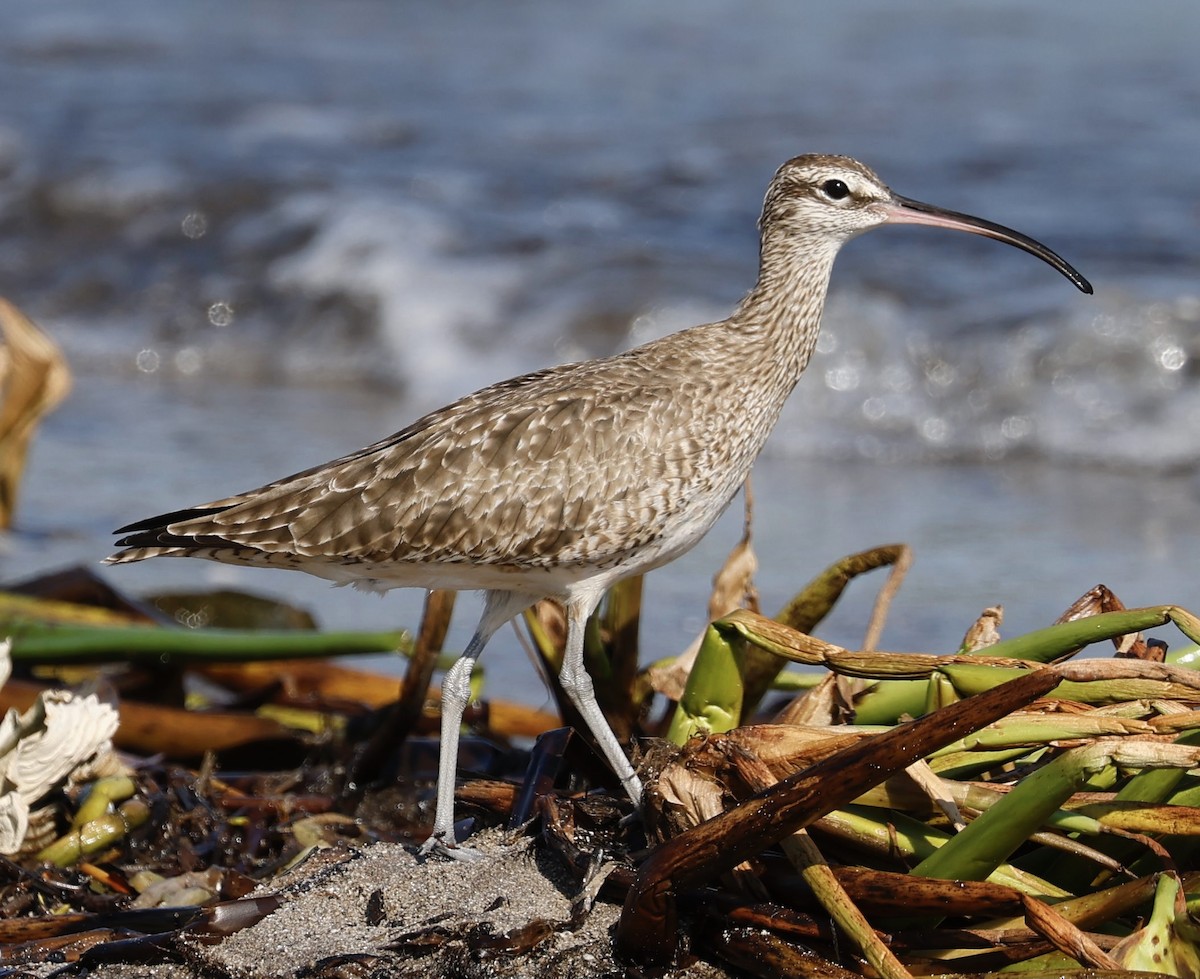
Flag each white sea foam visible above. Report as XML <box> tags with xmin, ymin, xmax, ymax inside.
<box><xmin>749</xmin><ymin>288</ymin><xmax>1200</xmax><ymax>468</ymax></box>
<box><xmin>46</xmin><ymin>163</ymin><xmax>186</xmax><ymax>220</ymax></box>
<box><xmin>231</xmin><ymin>104</ymin><xmax>366</xmax><ymax>147</ymax></box>
<box><xmin>266</xmin><ymin>192</ymin><xmax>528</xmax><ymax>400</ymax></box>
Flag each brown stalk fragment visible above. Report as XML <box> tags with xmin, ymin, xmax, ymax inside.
<box><xmin>831</xmin><ymin>866</ymin><xmax>1024</xmax><ymax>917</ymax></box>
<box><xmin>775</xmin><ymin>544</ymin><xmax>911</xmax><ymax>639</ymax></box>
<box><xmin>347</xmin><ymin>588</ymin><xmax>456</xmax><ymax>794</ymax></box>
<box><xmin>1021</xmin><ymin>893</ymin><xmax>1123</xmax><ymax>970</ymax></box>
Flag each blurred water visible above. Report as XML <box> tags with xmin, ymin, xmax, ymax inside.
<box><xmin>1</xmin><ymin>0</ymin><xmax>1199</xmax><ymax>701</ymax></box>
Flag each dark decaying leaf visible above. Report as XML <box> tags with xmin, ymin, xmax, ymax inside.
<box><xmin>705</xmin><ymin>926</ymin><xmax>860</xmax><ymax>979</ymax></box>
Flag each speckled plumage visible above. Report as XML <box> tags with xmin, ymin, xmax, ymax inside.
<box><xmin>112</xmin><ymin>337</ymin><xmax>773</xmax><ymax>582</ymax></box>
<box><xmin>108</xmin><ymin>155</ymin><xmax>1091</xmax><ymax>854</ymax></box>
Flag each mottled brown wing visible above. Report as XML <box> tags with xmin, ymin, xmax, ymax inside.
<box><xmin>111</xmin><ymin>351</ymin><xmax>720</xmax><ymax>571</ymax></box>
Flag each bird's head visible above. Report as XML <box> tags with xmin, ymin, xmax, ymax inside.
<box><xmin>760</xmin><ymin>154</ymin><xmax>1092</xmax><ymax>294</ymax></box>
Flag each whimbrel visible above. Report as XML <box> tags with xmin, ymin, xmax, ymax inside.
<box><xmin>107</xmin><ymin>155</ymin><xmax>1091</xmax><ymax>854</ymax></box>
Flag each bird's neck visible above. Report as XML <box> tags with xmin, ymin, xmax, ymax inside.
<box><xmin>727</xmin><ymin>231</ymin><xmax>840</xmax><ymax>385</ymax></box>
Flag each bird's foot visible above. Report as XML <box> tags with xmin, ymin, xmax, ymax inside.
<box><xmin>418</xmin><ymin>823</ymin><xmax>534</xmax><ymax>863</ymax></box>
<box><xmin>418</xmin><ymin>815</ymin><xmax>479</xmax><ymax>860</ymax></box>
<box><xmin>419</xmin><ymin>834</ymin><xmax>489</xmax><ymax>863</ymax></box>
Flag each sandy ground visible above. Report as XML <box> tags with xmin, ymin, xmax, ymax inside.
<box><xmin>26</xmin><ymin>831</ymin><xmax>737</xmax><ymax>979</ymax></box>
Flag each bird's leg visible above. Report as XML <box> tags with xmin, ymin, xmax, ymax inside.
<box><xmin>421</xmin><ymin>590</ymin><xmax>533</xmax><ymax>860</ymax></box>
<box><xmin>558</xmin><ymin>594</ymin><xmax>644</xmax><ymax>807</ymax></box>
<box><xmin>422</xmin><ymin>651</ymin><xmax>478</xmax><ymax>857</ymax></box>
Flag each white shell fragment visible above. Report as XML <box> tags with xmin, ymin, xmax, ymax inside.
<box><xmin>0</xmin><ymin>793</ymin><xmax>27</xmax><ymax>855</ymax></box>
<box><xmin>0</xmin><ymin>639</ymin><xmax>123</xmax><ymax>854</ymax></box>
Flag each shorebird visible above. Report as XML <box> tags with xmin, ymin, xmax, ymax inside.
<box><xmin>107</xmin><ymin>155</ymin><xmax>1091</xmax><ymax>854</ymax></box>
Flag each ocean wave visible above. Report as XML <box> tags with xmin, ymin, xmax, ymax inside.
<box><xmin>11</xmin><ymin>169</ymin><xmax>1199</xmax><ymax>470</ymax></box>
<box><xmin>773</xmin><ymin>289</ymin><xmax>1200</xmax><ymax>467</ymax></box>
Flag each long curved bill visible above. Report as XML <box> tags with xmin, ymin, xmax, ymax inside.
<box><xmin>884</xmin><ymin>195</ymin><xmax>1093</xmax><ymax>294</ymax></box>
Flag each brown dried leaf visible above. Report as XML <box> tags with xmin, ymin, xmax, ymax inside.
<box><xmin>643</xmin><ymin>648</ymin><xmax>696</xmax><ymax>702</ymax></box>
<box><xmin>961</xmin><ymin>605</ymin><xmax>1004</xmax><ymax>651</ymax></box>
<box><xmin>773</xmin><ymin>672</ymin><xmax>847</xmax><ymax>726</ymax></box>
<box><xmin>1059</xmin><ymin>585</ymin><xmax>1124</xmax><ymax>621</ymax></box>
<box><xmin>657</xmin><ymin>763</ymin><xmax>726</xmax><ymax>828</ymax></box>
<box><xmin>0</xmin><ymin>298</ymin><xmax>71</xmax><ymax>528</ymax></box>
<box><xmin>1058</xmin><ymin>585</ymin><xmax>1156</xmax><ymax>659</ymax></box>
<box><xmin>708</xmin><ymin>481</ymin><xmax>759</xmax><ymax>620</ymax></box>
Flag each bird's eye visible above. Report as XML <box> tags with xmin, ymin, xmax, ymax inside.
<box><xmin>820</xmin><ymin>179</ymin><xmax>851</xmax><ymax>201</ymax></box>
